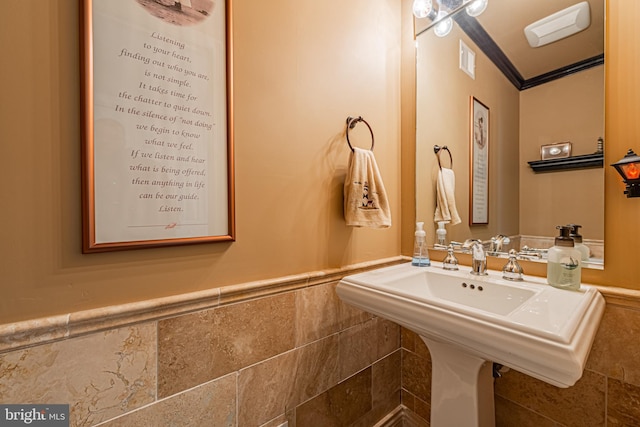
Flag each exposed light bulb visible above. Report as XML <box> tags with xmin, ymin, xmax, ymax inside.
<box><xmin>412</xmin><ymin>0</ymin><xmax>433</xmax><ymax>19</ymax></box>
<box><xmin>434</xmin><ymin>12</ymin><xmax>453</xmax><ymax>37</ymax></box>
<box><xmin>624</xmin><ymin>163</ymin><xmax>640</xmax><ymax>179</ymax></box>
<box><xmin>466</xmin><ymin>0</ymin><xmax>488</xmax><ymax>17</ymax></box>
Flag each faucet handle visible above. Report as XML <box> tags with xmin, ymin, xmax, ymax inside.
<box><xmin>502</xmin><ymin>249</ymin><xmax>524</xmax><ymax>281</ymax></box>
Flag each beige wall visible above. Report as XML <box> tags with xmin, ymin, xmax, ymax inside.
<box><xmin>592</xmin><ymin>0</ymin><xmax>640</xmax><ymax>288</ymax></box>
<box><xmin>0</xmin><ymin>0</ymin><xmax>639</xmax><ymax>327</ymax></box>
<box><xmin>0</xmin><ymin>0</ymin><xmax>402</xmax><ymax>323</ymax></box>
<box><xmin>415</xmin><ymin>24</ymin><xmax>520</xmax><ymax>245</ymax></box>
<box><xmin>519</xmin><ymin>66</ymin><xmax>605</xmax><ymax>240</ymax></box>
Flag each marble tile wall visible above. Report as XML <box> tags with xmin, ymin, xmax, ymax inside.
<box><xmin>400</xmin><ymin>298</ymin><xmax>640</xmax><ymax>426</ymax></box>
<box><xmin>0</xmin><ymin>273</ymin><xmax>401</xmax><ymax>427</ymax></box>
<box><xmin>0</xmin><ymin>324</ymin><xmax>157</xmax><ymax>426</ymax></box>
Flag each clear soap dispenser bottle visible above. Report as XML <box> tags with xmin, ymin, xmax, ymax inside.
<box><xmin>547</xmin><ymin>226</ymin><xmax>581</xmax><ymax>290</ymax></box>
<box><xmin>412</xmin><ymin>222</ymin><xmax>430</xmax><ymax>267</ymax></box>
<box><xmin>436</xmin><ymin>221</ymin><xmax>447</xmax><ymax>246</ymax></box>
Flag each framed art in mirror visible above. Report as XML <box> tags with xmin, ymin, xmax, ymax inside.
<box><xmin>80</xmin><ymin>0</ymin><xmax>235</xmax><ymax>253</ymax></box>
<box><xmin>541</xmin><ymin>141</ymin><xmax>572</xmax><ymax>160</ymax></box>
<box><xmin>470</xmin><ymin>97</ymin><xmax>489</xmax><ymax>225</ymax></box>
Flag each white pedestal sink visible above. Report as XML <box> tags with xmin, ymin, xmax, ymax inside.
<box><xmin>337</xmin><ymin>262</ymin><xmax>605</xmax><ymax>427</ymax></box>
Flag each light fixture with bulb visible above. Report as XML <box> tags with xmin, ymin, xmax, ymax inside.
<box><xmin>412</xmin><ymin>0</ymin><xmax>489</xmax><ymax>37</ymax></box>
<box><xmin>412</xmin><ymin>0</ymin><xmax>435</xmax><ymax>20</ymax></box>
<box><xmin>611</xmin><ymin>149</ymin><xmax>640</xmax><ymax>198</ymax></box>
<box><xmin>434</xmin><ymin>12</ymin><xmax>454</xmax><ymax>37</ymax></box>
<box><xmin>465</xmin><ymin>0</ymin><xmax>488</xmax><ymax>17</ymax></box>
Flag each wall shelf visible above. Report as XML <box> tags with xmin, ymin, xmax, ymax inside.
<box><xmin>528</xmin><ymin>152</ymin><xmax>604</xmax><ymax>173</ymax></box>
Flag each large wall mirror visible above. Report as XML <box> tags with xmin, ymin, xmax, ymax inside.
<box><xmin>415</xmin><ymin>0</ymin><xmax>605</xmax><ymax>268</ymax></box>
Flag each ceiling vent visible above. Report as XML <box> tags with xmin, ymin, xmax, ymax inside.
<box><xmin>524</xmin><ymin>1</ymin><xmax>591</xmax><ymax>48</ymax></box>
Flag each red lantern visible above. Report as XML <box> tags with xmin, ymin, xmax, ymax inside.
<box><xmin>611</xmin><ymin>149</ymin><xmax>640</xmax><ymax>198</ymax></box>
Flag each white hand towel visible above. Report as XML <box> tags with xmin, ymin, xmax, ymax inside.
<box><xmin>344</xmin><ymin>148</ymin><xmax>391</xmax><ymax>228</ymax></box>
<box><xmin>434</xmin><ymin>167</ymin><xmax>461</xmax><ymax>225</ymax></box>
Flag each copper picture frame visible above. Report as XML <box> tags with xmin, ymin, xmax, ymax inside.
<box><xmin>470</xmin><ymin>97</ymin><xmax>489</xmax><ymax>225</ymax></box>
<box><xmin>80</xmin><ymin>0</ymin><xmax>235</xmax><ymax>252</ymax></box>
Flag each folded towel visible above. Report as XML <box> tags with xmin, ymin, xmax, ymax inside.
<box><xmin>344</xmin><ymin>148</ymin><xmax>391</xmax><ymax>228</ymax></box>
<box><xmin>434</xmin><ymin>167</ymin><xmax>461</xmax><ymax>225</ymax></box>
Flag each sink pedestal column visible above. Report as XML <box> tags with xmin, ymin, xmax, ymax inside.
<box><xmin>422</xmin><ymin>337</ymin><xmax>495</xmax><ymax>427</ymax></box>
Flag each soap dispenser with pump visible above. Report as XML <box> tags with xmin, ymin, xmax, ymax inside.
<box><xmin>567</xmin><ymin>224</ymin><xmax>590</xmax><ymax>261</ymax></box>
<box><xmin>436</xmin><ymin>221</ymin><xmax>448</xmax><ymax>246</ymax></box>
<box><xmin>547</xmin><ymin>225</ymin><xmax>581</xmax><ymax>290</ymax></box>
<box><xmin>412</xmin><ymin>222</ymin><xmax>430</xmax><ymax>267</ymax></box>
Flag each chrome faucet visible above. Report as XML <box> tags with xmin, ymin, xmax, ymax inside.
<box><xmin>464</xmin><ymin>239</ymin><xmax>488</xmax><ymax>276</ymax></box>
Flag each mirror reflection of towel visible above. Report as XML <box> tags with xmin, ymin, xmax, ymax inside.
<box><xmin>434</xmin><ymin>167</ymin><xmax>461</xmax><ymax>225</ymax></box>
<box><xmin>344</xmin><ymin>148</ymin><xmax>391</xmax><ymax>228</ymax></box>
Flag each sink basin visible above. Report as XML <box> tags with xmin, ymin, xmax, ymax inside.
<box><xmin>369</xmin><ymin>267</ymin><xmax>536</xmax><ymax>316</ymax></box>
<box><xmin>337</xmin><ymin>262</ymin><xmax>605</xmax><ymax>426</ymax></box>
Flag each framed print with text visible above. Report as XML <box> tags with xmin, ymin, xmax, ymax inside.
<box><xmin>80</xmin><ymin>0</ymin><xmax>235</xmax><ymax>252</ymax></box>
<box><xmin>470</xmin><ymin>97</ymin><xmax>489</xmax><ymax>225</ymax></box>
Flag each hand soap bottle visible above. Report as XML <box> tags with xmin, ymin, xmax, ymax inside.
<box><xmin>412</xmin><ymin>222</ymin><xmax>430</xmax><ymax>267</ymax></box>
<box><xmin>547</xmin><ymin>225</ymin><xmax>581</xmax><ymax>290</ymax></box>
<box><xmin>436</xmin><ymin>221</ymin><xmax>447</xmax><ymax>246</ymax></box>
<box><xmin>567</xmin><ymin>224</ymin><xmax>590</xmax><ymax>261</ymax></box>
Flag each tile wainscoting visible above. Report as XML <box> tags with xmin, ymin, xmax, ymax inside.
<box><xmin>2</xmin><ymin>257</ymin><xmax>640</xmax><ymax>426</ymax></box>
<box><xmin>0</xmin><ymin>257</ymin><xmax>405</xmax><ymax>427</ymax></box>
